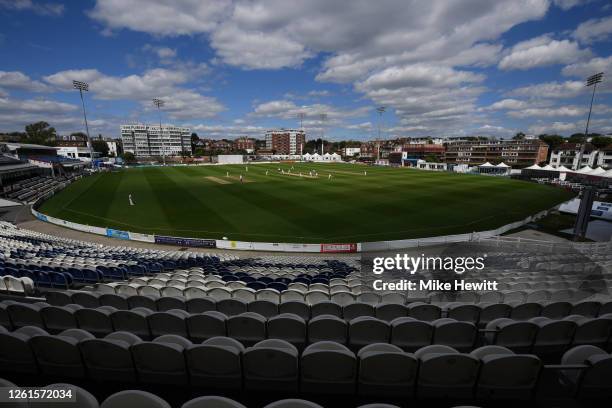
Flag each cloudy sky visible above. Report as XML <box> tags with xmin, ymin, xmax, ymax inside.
<box><xmin>1</xmin><ymin>0</ymin><xmax>611</xmax><ymax>140</ymax></box>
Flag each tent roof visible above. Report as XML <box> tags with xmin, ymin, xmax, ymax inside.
<box><xmin>496</xmin><ymin>162</ymin><xmax>510</xmax><ymax>168</ymax></box>
<box><xmin>576</xmin><ymin>166</ymin><xmax>593</xmax><ymax>174</ymax></box>
<box><xmin>602</xmin><ymin>169</ymin><xmax>612</xmax><ymax>178</ymax></box>
<box><xmin>590</xmin><ymin>167</ymin><xmax>606</xmax><ymax>175</ymax></box>
<box><xmin>541</xmin><ymin>164</ymin><xmax>557</xmax><ymax>171</ymax></box>
<box><xmin>557</xmin><ymin>165</ymin><xmax>573</xmax><ymax>172</ymax></box>
<box><xmin>524</xmin><ymin>164</ymin><xmax>541</xmax><ymax>170</ymax></box>
<box><xmin>479</xmin><ymin>162</ymin><xmax>494</xmax><ymax>167</ymax></box>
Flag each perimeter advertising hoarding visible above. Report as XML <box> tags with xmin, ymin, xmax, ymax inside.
<box><xmin>155</xmin><ymin>235</ymin><xmax>217</xmax><ymax>248</ymax></box>
<box><xmin>106</xmin><ymin>228</ymin><xmax>130</xmax><ymax>240</ymax></box>
<box><xmin>320</xmin><ymin>243</ymin><xmax>358</xmax><ymax>253</ymax></box>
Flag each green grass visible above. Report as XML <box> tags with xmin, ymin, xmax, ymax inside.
<box><xmin>38</xmin><ymin>163</ymin><xmax>575</xmax><ymax>243</ymax></box>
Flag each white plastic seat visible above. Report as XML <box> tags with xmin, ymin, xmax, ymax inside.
<box><xmin>358</xmin><ymin>343</ymin><xmax>417</xmax><ymax>397</ymax></box>
<box><xmin>233</xmin><ymin>288</ymin><xmax>257</xmax><ymax>302</ymax></box>
<box><xmin>101</xmin><ymin>390</ymin><xmax>171</xmax><ymax>408</ymax></box>
<box><xmin>301</xmin><ymin>341</ymin><xmax>357</xmax><ymax>394</ymax></box>
<box><xmin>186</xmin><ymin>336</ymin><xmax>244</xmax><ymax>389</ymax></box>
<box><xmin>305</xmin><ymin>290</ymin><xmax>329</xmax><ymax>305</ymax></box>
<box><xmin>256</xmin><ymin>289</ymin><xmax>281</xmax><ymax>304</ymax></box>
<box><xmin>244</xmin><ymin>339</ymin><xmax>299</xmax><ymax>391</ymax></box>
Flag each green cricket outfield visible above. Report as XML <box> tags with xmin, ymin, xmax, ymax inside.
<box><xmin>38</xmin><ymin>163</ymin><xmax>574</xmax><ymax>243</ymax></box>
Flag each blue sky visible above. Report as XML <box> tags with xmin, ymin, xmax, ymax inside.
<box><xmin>1</xmin><ymin>0</ymin><xmax>611</xmax><ymax>140</ymax></box>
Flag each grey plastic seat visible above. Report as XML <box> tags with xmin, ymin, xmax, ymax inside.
<box><xmin>80</xmin><ymin>332</ymin><xmax>141</xmax><ymax>382</ymax></box>
<box><xmin>478</xmin><ymin>303</ymin><xmax>512</xmax><ymax>327</ymax></box>
<box><xmin>40</xmin><ymin>305</ymin><xmax>81</xmax><ymax>333</ymax></box>
<box><xmin>248</xmin><ymin>300</ymin><xmax>278</xmax><ymax>318</ymax></box>
<box><xmin>561</xmin><ymin>345</ymin><xmax>612</xmax><ymax>398</ymax></box>
<box><xmin>131</xmin><ymin>337</ymin><xmax>190</xmax><ymax>385</ymax></box>
<box><xmin>186</xmin><ymin>311</ymin><xmax>227</xmax><ymax>342</ymax></box>
<box><xmin>390</xmin><ymin>317</ymin><xmax>433</xmax><ymax>351</ymax></box>
<box><xmin>0</xmin><ymin>377</ymin><xmax>27</xmax><ymax>408</ymax></box>
<box><xmin>263</xmin><ymin>399</ymin><xmax>323</xmax><ymax>408</ymax></box>
<box><xmin>301</xmin><ymin>341</ymin><xmax>357</xmax><ymax>394</ymax></box>
<box><xmin>244</xmin><ymin>339</ymin><xmax>299</xmax><ymax>391</ymax></box>
<box><xmin>186</xmin><ymin>297</ymin><xmax>216</xmax><ymax>313</ymax></box>
<box><xmin>29</xmin><ymin>383</ymin><xmax>100</xmax><ymax>408</ymax></box>
<box><xmin>530</xmin><ymin>317</ymin><xmax>576</xmax><ymax>357</ymax></box>
<box><xmin>566</xmin><ymin>316</ymin><xmax>612</xmax><ymax>348</ymax></box>
<box><xmin>75</xmin><ymin>307</ymin><xmax>115</xmax><ymax>337</ymax></box>
<box><xmin>375</xmin><ymin>303</ymin><xmax>408</xmax><ymax>322</ymax></box>
<box><xmin>217</xmin><ymin>298</ymin><xmax>248</xmax><ymax>316</ymax></box>
<box><xmin>540</xmin><ymin>301</ymin><xmax>572</xmax><ymax>319</ymax></box>
<box><xmin>510</xmin><ymin>302</ymin><xmax>542</xmax><ymax>320</ymax></box>
<box><xmin>148</xmin><ymin>310</ymin><xmax>189</xmax><ymax>338</ymax></box>
<box><xmin>311</xmin><ymin>301</ymin><xmax>342</xmax><ymax>318</ymax></box>
<box><xmin>186</xmin><ymin>336</ymin><xmax>244</xmax><ymax>389</ymax></box>
<box><xmin>308</xmin><ymin>314</ymin><xmax>348</xmax><ymax>344</ymax></box>
<box><xmin>7</xmin><ymin>302</ymin><xmax>45</xmax><ymax>329</ymax></box>
<box><xmin>29</xmin><ymin>329</ymin><xmax>94</xmax><ymax>378</ymax></box>
<box><xmin>447</xmin><ymin>304</ymin><xmax>480</xmax><ymax>324</ymax></box>
<box><xmin>571</xmin><ymin>301</ymin><xmax>601</xmax><ymax>318</ymax></box>
<box><xmin>408</xmin><ymin>302</ymin><xmax>441</xmax><ymax>321</ymax></box>
<box><xmin>349</xmin><ymin>316</ymin><xmax>390</xmax><ymax>349</ymax></box>
<box><xmin>415</xmin><ymin>345</ymin><xmax>479</xmax><ymax>399</ymax></box>
<box><xmin>279</xmin><ymin>301</ymin><xmax>310</xmax><ymax>320</ymax></box>
<box><xmin>268</xmin><ymin>313</ymin><xmax>307</xmax><ymax>348</ymax></box>
<box><xmin>72</xmin><ymin>292</ymin><xmax>101</xmax><ymax>308</ymax></box>
<box><xmin>227</xmin><ymin>312</ymin><xmax>266</xmax><ymax>346</ymax></box>
<box><xmin>182</xmin><ymin>396</ymin><xmax>247</xmax><ymax>408</ymax></box>
<box><xmin>111</xmin><ymin>308</ymin><xmax>152</xmax><ymax>340</ymax></box>
<box><xmin>99</xmin><ymin>293</ymin><xmax>129</xmax><ymax>310</ymax></box>
<box><xmin>101</xmin><ymin>390</ymin><xmax>171</xmax><ymax>408</ymax></box>
<box><xmin>127</xmin><ymin>295</ymin><xmax>157</xmax><ymax>310</ymax></box>
<box><xmin>0</xmin><ymin>326</ymin><xmax>47</xmax><ymax>373</ymax></box>
<box><xmin>156</xmin><ymin>296</ymin><xmax>186</xmax><ymax>311</ymax></box>
<box><xmin>471</xmin><ymin>345</ymin><xmax>542</xmax><ymax>400</ymax></box>
<box><xmin>358</xmin><ymin>343</ymin><xmax>417</xmax><ymax>397</ymax></box>
<box><xmin>485</xmin><ymin>318</ymin><xmax>538</xmax><ymax>352</ymax></box>
<box><xmin>45</xmin><ymin>291</ymin><xmax>72</xmax><ymax>306</ymax></box>
<box><xmin>432</xmin><ymin>318</ymin><xmax>477</xmax><ymax>351</ymax></box>
<box><xmin>344</xmin><ymin>302</ymin><xmax>375</xmax><ymax>320</ymax></box>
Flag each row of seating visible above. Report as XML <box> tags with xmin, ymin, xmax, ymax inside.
<box><xmin>0</xmin><ymin>378</ymin><xmax>453</xmax><ymax>408</ymax></box>
<box><xmin>2</xmin><ymin>326</ymin><xmax>610</xmax><ymax>400</ymax></box>
<box><xmin>44</xmin><ymin>291</ymin><xmax>612</xmax><ymax>322</ymax></box>
<box><xmin>3</xmin><ymin>301</ymin><xmax>611</xmax><ymax>353</ymax></box>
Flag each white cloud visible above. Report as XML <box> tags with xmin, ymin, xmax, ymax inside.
<box><xmin>488</xmin><ymin>99</ymin><xmax>529</xmax><ymax>110</ymax></box>
<box><xmin>190</xmin><ymin>123</ymin><xmax>266</xmax><ymax>139</ymax></box>
<box><xmin>308</xmin><ymin>90</ymin><xmax>331</xmax><ymax>97</ymax></box>
<box><xmin>498</xmin><ymin>35</ymin><xmax>591</xmax><ymax>70</ymax></box>
<box><xmin>573</xmin><ymin>16</ymin><xmax>612</xmax><ymax>44</ymax></box>
<box><xmin>507</xmin><ymin>105</ymin><xmax>585</xmax><ymax>118</ymax></box>
<box><xmin>552</xmin><ymin>0</ymin><xmax>595</xmax><ymax>10</ymax></box>
<box><xmin>528</xmin><ymin>121</ymin><xmax>581</xmax><ymax>134</ymax></box>
<box><xmin>0</xmin><ymin>0</ymin><xmax>64</xmax><ymax>16</ymax></box>
<box><xmin>509</xmin><ymin>80</ymin><xmax>586</xmax><ymax>98</ymax></box>
<box><xmin>252</xmin><ymin>99</ymin><xmax>369</xmax><ymax>124</ymax></box>
<box><xmin>0</xmin><ymin>71</ymin><xmax>50</xmax><ymax>92</ymax></box>
<box><xmin>0</xmin><ymin>95</ymin><xmax>80</xmax><ymax>132</ymax></box>
<box><xmin>88</xmin><ymin>0</ymin><xmax>231</xmax><ymax>36</ymax></box>
<box><xmin>44</xmin><ymin>67</ymin><xmax>224</xmax><ymax>120</ymax></box>
<box><xmin>562</xmin><ymin>56</ymin><xmax>612</xmax><ymax>78</ymax></box>
<box><xmin>143</xmin><ymin>44</ymin><xmax>178</xmax><ymax>62</ymax></box>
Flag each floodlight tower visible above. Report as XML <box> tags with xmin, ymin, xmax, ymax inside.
<box><xmin>152</xmin><ymin>98</ymin><xmax>166</xmax><ymax>166</ymax></box>
<box><xmin>575</xmin><ymin>72</ymin><xmax>603</xmax><ymax>170</ymax></box>
<box><xmin>376</xmin><ymin>106</ymin><xmax>386</xmax><ymax>161</ymax></box>
<box><xmin>72</xmin><ymin>80</ymin><xmax>95</xmax><ymax>169</ymax></box>
<box><xmin>320</xmin><ymin>113</ymin><xmax>328</xmax><ymax>155</ymax></box>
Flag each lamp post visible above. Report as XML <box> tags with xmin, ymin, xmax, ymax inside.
<box><xmin>376</xmin><ymin>106</ymin><xmax>386</xmax><ymax>162</ymax></box>
<box><xmin>72</xmin><ymin>80</ymin><xmax>95</xmax><ymax>169</ymax></box>
<box><xmin>152</xmin><ymin>98</ymin><xmax>166</xmax><ymax>166</ymax></box>
<box><xmin>575</xmin><ymin>72</ymin><xmax>603</xmax><ymax>170</ymax></box>
<box><xmin>320</xmin><ymin>113</ymin><xmax>327</xmax><ymax>155</ymax></box>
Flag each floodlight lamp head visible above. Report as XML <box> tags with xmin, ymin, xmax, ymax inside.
<box><xmin>586</xmin><ymin>72</ymin><xmax>603</xmax><ymax>86</ymax></box>
<box><xmin>72</xmin><ymin>80</ymin><xmax>89</xmax><ymax>91</ymax></box>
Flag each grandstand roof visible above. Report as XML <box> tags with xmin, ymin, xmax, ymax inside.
<box><xmin>4</xmin><ymin>142</ymin><xmax>58</xmax><ymax>151</ymax></box>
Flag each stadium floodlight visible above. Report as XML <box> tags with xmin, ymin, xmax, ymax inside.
<box><xmin>298</xmin><ymin>112</ymin><xmax>305</xmax><ymax>129</ymax></box>
<box><xmin>575</xmin><ymin>72</ymin><xmax>604</xmax><ymax>170</ymax></box>
<box><xmin>152</xmin><ymin>98</ymin><xmax>166</xmax><ymax>166</ymax></box>
<box><xmin>72</xmin><ymin>80</ymin><xmax>95</xmax><ymax>169</ymax></box>
<box><xmin>320</xmin><ymin>113</ymin><xmax>328</xmax><ymax>155</ymax></box>
<box><xmin>376</xmin><ymin>106</ymin><xmax>386</xmax><ymax>161</ymax></box>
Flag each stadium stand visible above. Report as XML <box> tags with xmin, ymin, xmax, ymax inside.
<box><xmin>1</xmin><ymin>220</ymin><xmax>611</xmax><ymax>406</ymax></box>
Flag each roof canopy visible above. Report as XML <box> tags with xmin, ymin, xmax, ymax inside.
<box><xmin>479</xmin><ymin>162</ymin><xmax>494</xmax><ymax>167</ymax></box>
<box><xmin>590</xmin><ymin>167</ymin><xmax>606</xmax><ymax>175</ymax></box>
<box><xmin>576</xmin><ymin>166</ymin><xmax>593</xmax><ymax>174</ymax></box>
<box><xmin>541</xmin><ymin>164</ymin><xmax>557</xmax><ymax>171</ymax></box>
<box><xmin>557</xmin><ymin>165</ymin><xmax>573</xmax><ymax>172</ymax></box>
<box><xmin>496</xmin><ymin>162</ymin><xmax>510</xmax><ymax>168</ymax></box>
<box><xmin>524</xmin><ymin>164</ymin><xmax>541</xmax><ymax>170</ymax></box>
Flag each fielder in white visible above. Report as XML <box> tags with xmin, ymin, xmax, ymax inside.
<box><xmin>128</xmin><ymin>194</ymin><xmax>135</xmax><ymax>206</ymax></box>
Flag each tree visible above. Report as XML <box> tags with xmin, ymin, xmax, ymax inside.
<box><xmin>590</xmin><ymin>136</ymin><xmax>612</xmax><ymax>149</ymax></box>
<box><xmin>24</xmin><ymin>121</ymin><xmax>57</xmax><ymax>146</ymax></box>
<box><xmin>92</xmin><ymin>140</ymin><xmax>109</xmax><ymax>157</ymax></box>
<box><xmin>424</xmin><ymin>154</ymin><xmax>438</xmax><ymax>163</ymax></box>
<box><xmin>568</xmin><ymin>133</ymin><xmax>587</xmax><ymax>144</ymax></box>
<box><xmin>121</xmin><ymin>152</ymin><xmax>136</xmax><ymax>163</ymax></box>
<box><xmin>512</xmin><ymin>132</ymin><xmax>526</xmax><ymax>140</ymax></box>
